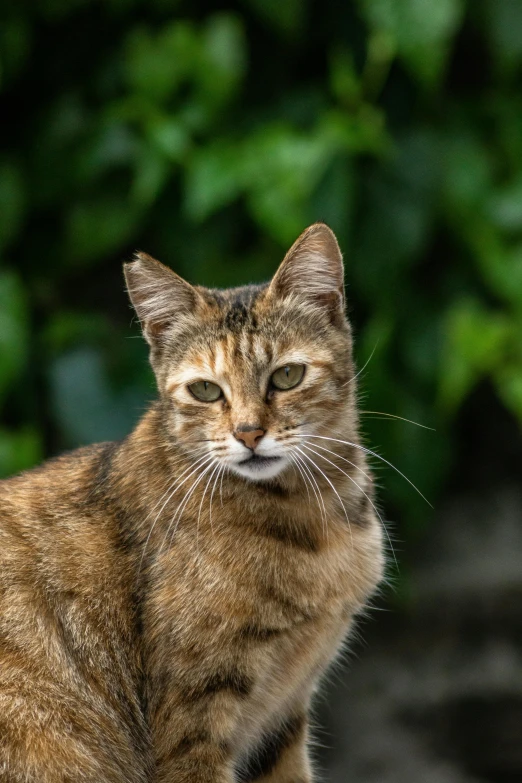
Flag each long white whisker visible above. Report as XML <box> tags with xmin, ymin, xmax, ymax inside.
<box><xmin>291</xmin><ymin>451</ymin><xmax>328</xmax><ymax>535</ymax></box>
<box><xmin>343</xmin><ymin>341</ymin><xmax>378</xmax><ymax>387</ymax></box>
<box><xmin>360</xmin><ymin>411</ymin><xmax>435</xmax><ymax>431</ymax></box>
<box><xmin>198</xmin><ymin>461</ymin><xmax>221</xmax><ymax>538</ymax></box>
<box><xmin>296</xmin><ymin>447</ymin><xmax>353</xmax><ymax>551</ymax></box>
<box><xmin>195</xmin><ymin>461</ymin><xmax>219</xmax><ymax>553</ymax></box>
<box><xmin>156</xmin><ymin>460</ymin><xmax>216</xmax><ymax>563</ymax></box>
<box><xmin>301</xmin><ymin>443</ymin><xmax>398</xmax><ymax>571</ymax></box>
<box><xmin>140</xmin><ymin>449</ymin><xmax>206</xmax><ymax>527</ymax></box>
<box><xmin>288</xmin><ymin>453</ymin><xmax>311</xmax><ymax>504</ymax></box>
<box><xmin>138</xmin><ymin>452</ymin><xmax>213</xmax><ymax>573</ymax></box>
<box><xmin>143</xmin><ymin>451</ymin><xmax>210</xmax><ymax>528</ymax></box>
<box><xmin>219</xmin><ymin>463</ymin><xmax>226</xmax><ymax>507</ymax></box>
<box><xmin>303</xmin><ymin>441</ymin><xmax>373</xmax><ymax>482</ymax></box>
<box><xmin>300</xmin><ymin>434</ymin><xmax>432</xmax><ymax>508</ymax></box>
<box><xmin>209</xmin><ymin>464</ymin><xmax>224</xmax><ymax>532</ymax></box>
<box><xmin>298</xmin><ymin>447</ymin><xmax>353</xmax><ymax>549</ymax></box>
<box><xmin>167</xmin><ymin>461</ymin><xmax>216</xmax><ymax>546</ymax></box>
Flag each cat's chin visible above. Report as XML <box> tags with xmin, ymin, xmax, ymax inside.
<box><xmin>229</xmin><ymin>455</ymin><xmax>289</xmax><ymax>482</ymax></box>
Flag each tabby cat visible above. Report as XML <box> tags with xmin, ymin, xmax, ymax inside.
<box><xmin>0</xmin><ymin>223</ymin><xmax>384</xmax><ymax>782</ymax></box>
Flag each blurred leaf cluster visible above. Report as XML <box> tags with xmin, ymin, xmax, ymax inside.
<box><xmin>1</xmin><ymin>0</ymin><xmax>522</xmax><ymax>529</ymax></box>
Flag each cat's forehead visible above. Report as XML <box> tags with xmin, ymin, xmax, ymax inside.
<box><xmin>199</xmin><ymin>284</ymin><xmax>265</xmax><ymax>333</ymax></box>
<box><xmin>168</xmin><ymin>286</ymin><xmax>335</xmax><ymax>385</ymax></box>
<box><xmin>178</xmin><ymin>332</ymin><xmax>324</xmax><ymax>376</ymax></box>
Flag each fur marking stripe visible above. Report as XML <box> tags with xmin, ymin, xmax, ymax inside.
<box><xmin>238</xmin><ymin>713</ymin><xmax>305</xmax><ymax>781</ymax></box>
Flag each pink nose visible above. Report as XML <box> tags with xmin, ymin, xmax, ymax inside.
<box><xmin>233</xmin><ymin>427</ymin><xmax>265</xmax><ymax>451</ymax></box>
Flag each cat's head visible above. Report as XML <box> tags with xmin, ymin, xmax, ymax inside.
<box><xmin>125</xmin><ymin>224</ymin><xmax>357</xmax><ymax>483</ymax></box>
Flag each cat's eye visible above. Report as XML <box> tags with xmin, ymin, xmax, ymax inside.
<box><xmin>188</xmin><ymin>381</ymin><xmax>223</xmax><ymax>402</ymax></box>
<box><xmin>270</xmin><ymin>364</ymin><xmax>305</xmax><ymax>391</ymax></box>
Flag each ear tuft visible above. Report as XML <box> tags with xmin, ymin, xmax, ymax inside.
<box><xmin>124</xmin><ymin>252</ymin><xmax>197</xmax><ymax>344</ymax></box>
<box><xmin>268</xmin><ymin>223</ymin><xmax>345</xmax><ymax>321</ymax></box>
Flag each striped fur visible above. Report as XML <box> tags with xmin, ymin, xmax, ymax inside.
<box><xmin>0</xmin><ymin>224</ymin><xmax>383</xmax><ymax>781</ymax></box>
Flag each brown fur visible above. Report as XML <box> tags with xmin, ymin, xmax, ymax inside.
<box><xmin>0</xmin><ymin>224</ymin><xmax>384</xmax><ymax>781</ymax></box>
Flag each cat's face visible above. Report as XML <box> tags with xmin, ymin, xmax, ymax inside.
<box><xmin>125</xmin><ymin>224</ymin><xmax>355</xmax><ymax>483</ymax></box>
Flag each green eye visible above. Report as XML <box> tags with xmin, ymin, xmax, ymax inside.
<box><xmin>270</xmin><ymin>364</ymin><xmax>305</xmax><ymax>391</ymax></box>
<box><xmin>188</xmin><ymin>381</ymin><xmax>222</xmax><ymax>402</ymax></box>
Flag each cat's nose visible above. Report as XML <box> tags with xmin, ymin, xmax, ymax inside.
<box><xmin>233</xmin><ymin>426</ymin><xmax>265</xmax><ymax>451</ymax></box>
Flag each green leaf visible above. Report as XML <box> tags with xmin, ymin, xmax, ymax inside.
<box><xmin>488</xmin><ymin>176</ymin><xmax>522</xmax><ymax>231</ymax></box>
<box><xmin>479</xmin><ymin>240</ymin><xmax>522</xmax><ymax>313</ymax></box>
<box><xmin>481</xmin><ymin>0</ymin><xmax>522</xmax><ymax>70</ymax></box>
<box><xmin>443</xmin><ymin>132</ymin><xmax>491</xmax><ymax>212</ymax></box>
<box><xmin>197</xmin><ymin>14</ymin><xmax>247</xmax><ymax>106</ymax></box>
<box><xmin>439</xmin><ymin>300</ymin><xmax>510</xmax><ymax>413</ymax></box>
<box><xmin>242</xmin><ymin>0</ymin><xmax>306</xmax><ymax>36</ymax></box>
<box><xmin>65</xmin><ymin>197</ymin><xmax>141</xmax><ymax>266</ymax></box>
<box><xmin>77</xmin><ymin>122</ymin><xmax>138</xmax><ymax>184</ymax></box>
<box><xmin>242</xmin><ymin>122</ymin><xmax>346</xmax><ymax>244</ymax></box>
<box><xmin>495</xmin><ymin>359</ymin><xmax>522</xmax><ymax>424</ymax></box>
<box><xmin>0</xmin><ymin>17</ymin><xmax>32</xmax><ymax>87</ymax></box>
<box><xmin>0</xmin><ymin>271</ymin><xmax>29</xmax><ymax>403</ymax></box>
<box><xmin>185</xmin><ymin>142</ymin><xmax>244</xmax><ymax>221</ymax></box>
<box><xmin>131</xmin><ymin>146</ymin><xmax>170</xmax><ymax>207</ymax></box>
<box><xmin>460</xmin><ymin>221</ymin><xmax>522</xmax><ymax>313</ymax></box>
<box><xmin>125</xmin><ymin>22</ymin><xmax>198</xmax><ymax>104</ymax></box>
<box><xmin>330</xmin><ymin>48</ymin><xmax>363</xmax><ymax>106</ymax></box>
<box><xmin>0</xmin><ymin>427</ymin><xmax>42</xmax><ymax>479</ymax></box>
<box><xmin>0</xmin><ymin>161</ymin><xmax>25</xmax><ymax>252</ymax></box>
<box><xmin>42</xmin><ymin>312</ymin><xmax>110</xmax><ymax>356</ymax></box>
<box><xmin>359</xmin><ymin>0</ymin><xmax>464</xmax><ymax>87</ymax></box>
<box><xmin>146</xmin><ymin>117</ymin><xmax>190</xmax><ymax>163</ymax></box>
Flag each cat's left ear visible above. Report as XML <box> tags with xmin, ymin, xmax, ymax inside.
<box><xmin>268</xmin><ymin>223</ymin><xmax>345</xmax><ymax>324</ymax></box>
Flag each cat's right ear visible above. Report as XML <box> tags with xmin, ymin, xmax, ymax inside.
<box><xmin>124</xmin><ymin>253</ymin><xmax>198</xmax><ymax>345</ymax></box>
<box><xmin>267</xmin><ymin>223</ymin><xmax>345</xmax><ymax>326</ymax></box>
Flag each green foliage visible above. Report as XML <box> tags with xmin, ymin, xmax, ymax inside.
<box><xmin>1</xmin><ymin>0</ymin><xmax>521</xmax><ymax>533</ymax></box>
<box><xmin>359</xmin><ymin>0</ymin><xmax>464</xmax><ymax>87</ymax></box>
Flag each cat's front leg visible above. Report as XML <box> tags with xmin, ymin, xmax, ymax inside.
<box><xmin>152</xmin><ymin>678</ymin><xmax>246</xmax><ymax>783</ymax></box>
<box><xmin>155</xmin><ymin>741</ymin><xmax>235</xmax><ymax>783</ymax></box>
<box><xmin>238</xmin><ymin>711</ymin><xmax>313</xmax><ymax>783</ymax></box>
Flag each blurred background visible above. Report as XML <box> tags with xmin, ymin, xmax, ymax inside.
<box><xmin>1</xmin><ymin>0</ymin><xmax>522</xmax><ymax>780</ymax></box>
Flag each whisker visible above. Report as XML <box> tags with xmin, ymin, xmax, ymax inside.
<box><xmin>360</xmin><ymin>411</ymin><xmax>435</xmax><ymax>431</ymax></box>
<box><xmin>138</xmin><ymin>452</ymin><xmax>212</xmax><ymax>573</ymax></box>
<box><xmin>300</xmin><ymin>434</ymin><xmax>432</xmax><ymax>508</ymax></box>
<box><xmin>209</xmin><ymin>464</ymin><xmax>224</xmax><ymax>532</ymax></box>
<box><xmin>291</xmin><ymin>450</ymin><xmax>328</xmax><ymax>535</ymax></box>
<box><xmin>343</xmin><ymin>341</ymin><xmax>379</xmax><ymax>387</ymax></box>
<box><xmin>301</xmin><ymin>441</ymin><xmax>372</xmax><ymax>482</ymax></box>
<box><xmin>192</xmin><ymin>438</ymin><xmax>227</xmax><ymax>443</ymax></box>
<box><xmin>195</xmin><ymin>461</ymin><xmax>219</xmax><ymax>553</ymax></box>
<box><xmin>155</xmin><ymin>459</ymin><xmax>216</xmax><ymax>563</ymax></box>
<box><xmin>219</xmin><ymin>463</ymin><xmax>226</xmax><ymax>507</ymax></box>
<box><xmin>301</xmin><ymin>443</ymin><xmax>398</xmax><ymax>571</ymax></box>
<box><xmin>288</xmin><ymin>453</ymin><xmax>311</xmax><ymax>505</ymax></box>
<box><xmin>296</xmin><ymin>448</ymin><xmax>353</xmax><ymax>549</ymax></box>
<box><xmin>140</xmin><ymin>448</ymin><xmax>207</xmax><ymax>526</ymax></box>
<box><xmin>198</xmin><ymin>461</ymin><xmax>221</xmax><ymax>537</ymax></box>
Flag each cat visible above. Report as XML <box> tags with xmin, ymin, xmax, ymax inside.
<box><xmin>0</xmin><ymin>223</ymin><xmax>384</xmax><ymax>782</ymax></box>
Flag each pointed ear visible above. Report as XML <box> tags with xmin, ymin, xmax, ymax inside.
<box><xmin>268</xmin><ymin>223</ymin><xmax>345</xmax><ymax>322</ymax></box>
<box><xmin>124</xmin><ymin>252</ymin><xmax>198</xmax><ymax>345</ymax></box>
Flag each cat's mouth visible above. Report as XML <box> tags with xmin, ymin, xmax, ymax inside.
<box><xmin>238</xmin><ymin>454</ymin><xmax>282</xmax><ymax>470</ymax></box>
<box><xmin>231</xmin><ymin>452</ymin><xmax>288</xmax><ymax>482</ymax></box>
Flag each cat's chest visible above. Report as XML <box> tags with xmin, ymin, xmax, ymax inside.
<box><xmin>151</xmin><ymin>508</ymin><xmax>356</xmax><ymax>634</ymax></box>
<box><xmin>143</xmin><ymin>508</ymin><xmax>370</xmax><ymax>753</ymax></box>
